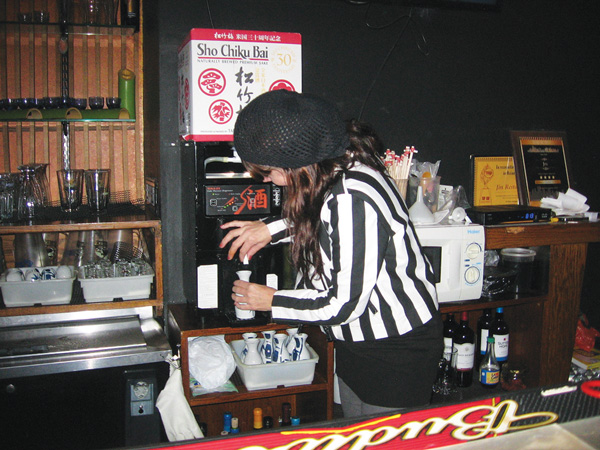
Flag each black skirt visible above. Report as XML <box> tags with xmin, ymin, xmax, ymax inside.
<box><xmin>335</xmin><ymin>312</ymin><xmax>443</xmax><ymax>408</ymax></box>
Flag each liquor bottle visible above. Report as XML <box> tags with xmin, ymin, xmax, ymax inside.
<box><xmin>479</xmin><ymin>336</ymin><xmax>500</xmax><ymax>388</ymax></box>
<box><xmin>491</xmin><ymin>307</ymin><xmax>510</xmax><ymax>368</ymax></box>
<box><xmin>476</xmin><ymin>308</ymin><xmax>493</xmax><ymax>364</ymax></box>
<box><xmin>281</xmin><ymin>402</ymin><xmax>292</xmax><ymax>427</ymax></box>
<box><xmin>454</xmin><ymin>311</ymin><xmax>475</xmax><ymax>387</ymax></box>
<box><xmin>443</xmin><ymin>313</ymin><xmax>458</xmax><ymax>362</ymax></box>
<box><xmin>223</xmin><ymin>411</ymin><xmax>232</xmax><ymax>433</ymax></box>
<box><xmin>263</xmin><ymin>416</ymin><xmax>274</xmax><ymax>429</ymax></box>
<box><xmin>253</xmin><ymin>407</ymin><xmax>263</xmax><ymax>430</ymax></box>
<box><xmin>120</xmin><ymin>0</ymin><xmax>139</xmax><ymax>29</ymax></box>
<box><xmin>230</xmin><ymin>417</ymin><xmax>240</xmax><ymax>434</ymax></box>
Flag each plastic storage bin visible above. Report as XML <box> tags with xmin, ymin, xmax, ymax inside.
<box><xmin>229</xmin><ymin>339</ymin><xmax>319</xmax><ymax>391</ymax></box>
<box><xmin>0</xmin><ymin>266</ymin><xmax>75</xmax><ymax>307</ymax></box>
<box><xmin>78</xmin><ymin>266</ymin><xmax>154</xmax><ymax>303</ymax></box>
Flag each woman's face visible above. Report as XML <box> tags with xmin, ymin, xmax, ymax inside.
<box><xmin>262</xmin><ymin>168</ymin><xmax>288</xmax><ymax>186</ymax></box>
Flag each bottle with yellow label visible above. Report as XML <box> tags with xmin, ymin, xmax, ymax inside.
<box><xmin>479</xmin><ymin>336</ymin><xmax>500</xmax><ymax>388</ymax></box>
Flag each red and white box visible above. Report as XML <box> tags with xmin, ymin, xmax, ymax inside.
<box><xmin>178</xmin><ymin>28</ymin><xmax>302</xmax><ymax>141</ymax></box>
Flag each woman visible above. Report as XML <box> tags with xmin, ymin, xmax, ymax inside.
<box><xmin>220</xmin><ymin>89</ymin><xmax>442</xmax><ymax>417</ymax></box>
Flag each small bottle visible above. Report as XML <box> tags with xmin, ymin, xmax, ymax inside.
<box><xmin>120</xmin><ymin>0</ymin><xmax>139</xmax><ymax>29</ymax></box>
<box><xmin>263</xmin><ymin>416</ymin><xmax>274</xmax><ymax>429</ymax></box>
<box><xmin>443</xmin><ymin>313</ymin><xmax>459</xmax><ymax>361</ymax></box>
<box><xmin>491</xmin><ymin>307</ymin><xmax>510</xmax><ymax>368</ymax></box>
<box><xmin>454</xmin><ymin>311</ymin><xmax>475</xmax><ymax>387</ymax></box>
<box><xmin>476</xmin><ymin>308</ymin><xmax>493</xmax><ymax>364</ymax></box>
<box><xmin>479</xmin><ymin>336</ymin><xmax>500</xmax><ymax>388</ymax></box>
<box><xmin>223</xmin><ymin>411</ymin><xmax>232</xmax><ymax>433</ymax></box>
<box><xmin>281</xmin><ymin>402</ymin><xmax>292</xmax><ymax>427</ymax></box>
<box><xmin>253</xmin><ymin>407</ymin><xmax>263</xmax><ymax>430</ymax></box>
<box><xmin>230</xmin><ymin>417</ymin><xmax>240</xmax><ymax>434</ymax></box>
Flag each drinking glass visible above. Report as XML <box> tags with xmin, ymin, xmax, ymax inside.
<box><xmin>85</xmin><ymin>169</ymin><xmax>110</xmax><ymax>214</ymax></box>
<box><xmin>432</xmin><ymin>348</ymin><xmax>458</xmax><ymax>396</ymax></box>
<box><xmin>0</xmin><ymin>173</ymin><xmax>20</xmax><ymax>221</ymax></box>
<box><xmin>57</xmin><ymin>169</ymin><xmax>84</xmax><ymax>212</ymax></box>
<box><xmin>17</xmin><ymin>166</ymin><xmax>45</xmax><ymax>220</ymax></box>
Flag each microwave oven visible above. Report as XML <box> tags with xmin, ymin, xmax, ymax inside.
<box><xmin>414</xmin><ymin>223</ymin><xmax>485</xmax><ymax>303</ymax></box>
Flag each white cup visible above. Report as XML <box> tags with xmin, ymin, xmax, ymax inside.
<box><xmin>235</xmin><ymin>270</ymin><xmax>255</xmax><ymax>320</ymax></box>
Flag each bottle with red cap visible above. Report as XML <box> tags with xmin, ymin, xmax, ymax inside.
<box><xmin>453</xmin><ymin>311</ymin><xmax>475</xmax><ymax>387</ymax></box>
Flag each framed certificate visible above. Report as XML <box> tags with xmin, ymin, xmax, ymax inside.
<box><xmin>470</xmin><ymin>155</ymin><xmax>519</xmax><ymax>206</ymax></box>
<box><xmin>510</xmin><ymin>130</ymin><xmax>572</xmax><ymax>206</ymax></box>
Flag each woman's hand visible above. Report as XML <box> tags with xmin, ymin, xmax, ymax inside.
<box><xmin>219</xmin><ymin>220</ymin><xmax>271</xmax><ymax>261</ymax></box>
<box><xmin>232</xmin><ymin>280</ymin><xmax>276</xmax><ymax>311</ymax></box>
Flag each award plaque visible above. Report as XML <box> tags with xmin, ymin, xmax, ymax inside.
<box><xmin>510</xmin><ymin>130</ymin><xmax>572</xmax><ymax>207</ymax></box>
<box><xmin>470</xmin><ymin>155</ymin><xmax>519</xmax><ymax>207</ymax></box>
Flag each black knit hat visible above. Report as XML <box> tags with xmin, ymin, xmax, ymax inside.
<box><xmin>233</xmin><ymin>90</ymin><xmax>349</xmax><ymax>169</ymax></box>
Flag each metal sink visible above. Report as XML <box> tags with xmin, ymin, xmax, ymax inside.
<box><xmin>0</xmin><ymin>307</ymin><xmax>171</xmax><ymax>379</ymax></box>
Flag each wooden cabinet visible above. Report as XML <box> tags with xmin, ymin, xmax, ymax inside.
<box><xmin>167</xmin><ymin>304</ymin><xmax>334</xmax><ymax>436</ymax></box>
<box><xmin>0</xmin><ymin>211</ymin><xmax>163</xmax><ymax>317</ymax></box>
<box><xmin>440</xmin><ymin>221</ymin><xmax>600</xmax><ymax>388</ymax></box>
<box><xmin>0</xmin><ymin>2</ymin><xmax>162</xmax><ymax>317</ymax></box>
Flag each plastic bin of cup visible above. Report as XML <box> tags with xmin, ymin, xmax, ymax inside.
<box><xmin>77</xmin><ymin>262</ymin><xmax>155</xmax><ymax>303</ymax></box>
<box><xmin>0</xmin><ymin>266</ymin><xmax>75</xmax><ymax>307</ymax></box>
<box><xmin>229</xmin><ymin>339</ymin><xmax>319</xmax><ymax>391</ymax></box>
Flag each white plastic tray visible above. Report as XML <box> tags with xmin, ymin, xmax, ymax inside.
<box><xmin>0</xmin><ymin>266</ymin><xmax>75</xmax><ymax>307</ymax></box>
<box><xmin>230</xmin><ymin>339</ymin><xmax>319</xmax><ymax>391</ymax></box>
<box><xmin>78</xmin><ymin>266</ymin><xmax>154</xmax><ymax>303</ymax></box>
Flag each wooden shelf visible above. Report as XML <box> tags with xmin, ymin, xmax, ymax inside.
<box><xmin>442</xmin><ymin>221</ymin><xmax>600</xmax><ymax>389</ymax></box>
<box><xmin>1</xmin><ymin>210</ymin><xmax>163</xmax><ymax>318</ymax></box>
<box><xmin>167</xmin><ymin>303</ymin><xmax>335</xmax><ymax>436</ymax></box>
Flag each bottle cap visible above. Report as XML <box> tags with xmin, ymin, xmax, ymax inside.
<box><xmin>487</xmin><ymin>336</ymin><xmax>495</xmax><ymax>343</ymax></box>
<box><xmin>496</xmin><ymin>307</ymin><xmax>504</xmax><ymax>313</ymax></box>
<box><xmin>291</xmin><ymin>416</ymin><xmax>301</xmax><ymax>426</ymax></box>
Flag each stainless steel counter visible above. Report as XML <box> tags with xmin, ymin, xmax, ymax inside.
<box><xmin>0</xmin><ymin>306</ymin><xmax>171</xmax><ymax>379</ymax></box>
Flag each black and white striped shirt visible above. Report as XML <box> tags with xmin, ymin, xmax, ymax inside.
<box><xmin>268</xmin><ymin>163</ymin><xmax>439</xmax><ymax>342</ymax></box>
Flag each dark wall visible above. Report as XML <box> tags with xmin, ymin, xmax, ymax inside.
<box><xmin>148</xmin><ymin>0</ymin><xmax>600</xmax><ymax>325</ymax></box>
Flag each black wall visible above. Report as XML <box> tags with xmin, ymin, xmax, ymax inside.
<box><xmin>146</xmin><ymin>0</ymin><xmax>600</xmax><ymax>326</ymax></box>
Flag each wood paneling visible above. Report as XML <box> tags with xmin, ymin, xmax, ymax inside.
<box><xmin>0</xmin><ymin>0</ymin><xmax>145</xmax><ymax>203</ymax></box>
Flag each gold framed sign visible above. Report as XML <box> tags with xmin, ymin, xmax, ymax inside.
<box><xmin>470</xmin><ymin>155</ymin><xmax>519</xmax><ymax>206</ymax></box>
<box><xmin>510</xmin><ymin>130</ymin><xmax>572</xmax><ymax>206</ymax></box>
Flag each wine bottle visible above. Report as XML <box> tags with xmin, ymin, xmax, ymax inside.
<box><xmin>476</xmin><ymin>308</ymin><xmax>493</xmax><ymax>364</ymax></box>
<box><xmin>281</xmin><ymin>402</ymin><xmax>292</xmax><ymax>427</ymax></box>
<box><xmin>491</xmin><ymin>307</ymin><xmax>510</xmax><ymax>368</ymax></box>
<box><xmin>454</xmin><ymin>311</ymin><xmax>475</xmax><ymax>387</ymax></box>
<box><xmin>443</xmin><ymin>313</ymin><xmax>458</xmax><ymax>362</ymax></box>
<box><xmin>479</xmin><ymin>336</ymin><xmax>500</xmax><ymax>388</ymax></box>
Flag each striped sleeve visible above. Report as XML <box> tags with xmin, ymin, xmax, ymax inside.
<box><xmin>271</xmin><ymin>192</ymin><xmax>383</xmax><ymax>326</ymax></box>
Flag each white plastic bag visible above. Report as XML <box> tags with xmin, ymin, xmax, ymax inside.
<box><xmin>156</xmin><ymin>356</ymin><xmax>204</xmax><ymax>442</ymax></box>
<box><xmin>188</xmin><ymin>335</ymin><xmax>236</xmax><ymax>390</ymax></box>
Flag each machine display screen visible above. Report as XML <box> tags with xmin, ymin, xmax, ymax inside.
<box><xmin>204</xmin><ymin>184</ymin><xmax>272</xmax><ymax>216</ymax></box>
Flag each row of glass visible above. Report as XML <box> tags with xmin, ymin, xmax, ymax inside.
<box><xmin>0</xmin><ymin>97</ymin><xmax>121</xmax><ymax>111</ymax></box>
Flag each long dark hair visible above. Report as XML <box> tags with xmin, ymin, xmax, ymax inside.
<box><xmin>245</xmin><ymin>119</ymin><xmax>388</xmax><ymax>281</ymax></box>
